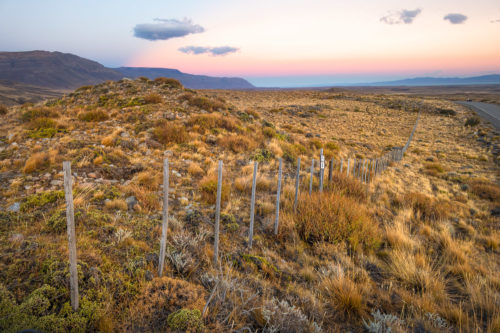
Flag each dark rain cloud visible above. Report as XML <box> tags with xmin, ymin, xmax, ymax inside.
<box><xmin>134</xmin><ymin>18</ymin><xmax>204</xmax><ymax>41</ymax></box>
<box><xmin>380</xmin><ymin>9</ymin><xmax>422</xmax><ymax>24</ymax></box>
<box><xmin>179</xmin><ymin>46</ymin><xmax>239</xmax><ymax>56</ymax></box>
<box><xmin>443</xmin><ymin>13</ymin><xmax>468</xmax><ymax>24</ymax></box>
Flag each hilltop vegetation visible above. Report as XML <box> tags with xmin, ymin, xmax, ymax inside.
<box><xmin>0</xmin><ymin>77</ymin><xmax>499</xmax><ymax>332</ymax></box>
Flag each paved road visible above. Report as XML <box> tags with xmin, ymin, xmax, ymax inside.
<box><xmin>456</xmin><ymin>101</ymin><xmax>500</xmax><ymax>130</ymax></box>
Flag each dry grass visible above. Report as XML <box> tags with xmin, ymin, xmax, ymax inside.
<box><xmin>104</xmin><ymin>199</ymin><xmax>128</xmax><ymax>211</ymax></box>
<box><xmin>187</xmin><ymin>113</ymin><xmax>239</xmax><ymax>133</ymax></box>
<box><xmin>153</xmin><ymin>121</ymin><xmax>189</xmax><ymax>145</ymax></box>
<box><xmin>187</xmin><ymin>162</ymin><xmax>204</xmax><ymax>177</ymax></box>
<box><xmin>23</xmin><ymin>149</ymin><xmax>58</xmax><ymax>173</ymax></box>
<box><xmin>321</xmin><ymin>273</ymin><xmax>367</xmax><ymax>320</ymax></box>
<box><xmin>468</xmin><ymin>179</ymin><xmax>500</xmax><ymax>203</ymax></box>
<box><xmin>218</xmin><ymin>135</ymin><xmax>257</xmax><ymax>153</ymax></box>
<box><xmin>199</xmin><ymin>174</ymin><xmax>230</xmax><ymax>204</ymax></box>
<box><xmin>143</xmin><ymin>93</ymin><xmax>163</xmax><ymax>104</ymax></box>
<box><xmin>78</xmin><ymin>110</ymin><xmax>109</xmax><ymax>122</ymax></box>
<box><xmin>405</xmin><ymin>192</ymin><xmax>451</xmax><ymax>222</ymax></box>
<box><xmin>294</xmin><ymin>191</ymin><xmax>380</xmax><ymax>250</ymax></box>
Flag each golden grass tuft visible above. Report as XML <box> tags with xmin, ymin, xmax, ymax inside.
<box><xmin>153</xmin><ymin>121</ymin><xmax>189</xmax><ymax>145</ymax></box>
<box><xmin>294</xmin><ymin>191</ymin><xmax>380</xmax><ymax>250</ymax></box>
<box><xmin>468</xmin><ymin>179</ymin><xmax>500</xmax><ymax>203</ymax></box>
<box><xmin>217</xmin><ymin>134</ymin><xmax>256</xmax><ymax>153</ymax></box>
<box><xmin>23</xmin><ymin>149</ymin><xmax>58</xmax><ymax>173</ymax></box>
<box><xmin>143</xmin><ymin>93</ymin><xmax>163</xmax><ymax>104</ymax></box>
<box><xmin>187</xmin><ymin>162</ymin><xmax>204</xmax><ymax>177</ymax></box>
<box><xmin>199</xmin><ymin>174</ymin><xmax>230</xmax><ymax>204</ymax></box>
<box><xmin>321</xmin><ymin>274</ymin><xmax>367</xmax><ymax>319</ymax></box>
<box><xmin>405</xmin><ymin>192</ymin><xmax>451</xmax><ymax>222</ymax></box>
<box><xmin>187</xmin><ymin>113</ymin><xmax>239</xmax><ymax>133</ymax></box>
<box><xmin>105</xmin><ymin>199</ymin><xmax>128</xmax><ymax>211</ymax></box>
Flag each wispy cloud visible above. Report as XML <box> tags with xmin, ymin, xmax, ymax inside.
<box><xmin>443</xmin><ymin>13</ymin><xmax>468</xmax><ymax>24</ymax></box>
<box><xmin>179</xmin><ymin>46</ymin><xmax>239</xmax><ymax>56</ymax></box>
<box><xmin>380</xmin><ymin>9</ymin><xmax>422</xmax><ymax>24</ymax></box>
<box><xmin>134</xmin><ymin>18</ymin><xmax>204</xmax><ymax>41</ymax></box>
<box><xmin>491</xmin><ymin>19</ymin><xmax>500</xmax><ymax>23</ymax></box>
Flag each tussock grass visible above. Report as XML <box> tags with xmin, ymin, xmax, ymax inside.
<box><xmin>153</xmin><ymin>121</ymin><xmax>189</xmax><ymax>145</ymax></box>
<box><xmin>294</xmin><ymin>191</ymin><xmax>380</xmax><ymax>250</ymax></box>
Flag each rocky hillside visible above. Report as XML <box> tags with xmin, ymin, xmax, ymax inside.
<box><xmin>0</xmin><ymin>78</ymin><xmax>499</xmax><ymax>332</ymax></box>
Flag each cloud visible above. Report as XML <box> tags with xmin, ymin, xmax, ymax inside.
<box><xmin>179</xmin><ymin>46</ymin><xmax>239</xmax><ymax>56</ymax></box>
<box><xmin>134</xmin><ymin>18</ymin><xmax>204</xmax><ymax>41</ymax></box>
<box><xmin>443</xmin><ymin>13</ymin><xmax>467</xmax><ymax>24</ymax></box>
<box><xmin>491</xmin><ymin>19</ymin><xmax>500</xmax><ymax>23</ymax></box>
<box><xmin>380</xmin><ymin>9</ymin><xmax>421</xmax><ymax>24</ymax></box>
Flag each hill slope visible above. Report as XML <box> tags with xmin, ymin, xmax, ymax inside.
<box><xmin>365</xmin><ymin>74</ymin><xmax>500</xmax><ymax>86</ymax></box>
<box><xmin>0</xmin><ymin>80</ymin><xmax>498</xmax><ymax>332</ymax></box>
<box><xmin>0</xmin><ymin>51</ymin><xmax>254</xmax><ymax>91</ymax></box>
<box><xmin>115</xmin><ymin>67</ymin><xmax>255</xmax><ymax>89</ymax></box>
<box><xmin>0</xmin><ymin>51</ymin><xmax>123</xmax><ymax>89</ymax></box>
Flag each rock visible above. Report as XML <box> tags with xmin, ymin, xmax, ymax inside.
<box><xmin>146</xmin><ymin>139</ymin><xmax>162</xmax><ymax>149</ymax></box>
<box><xmin>163</xmin><ymin>112</ymin><xmax>177</xmax><ymax>120</ymax></box>
<box><xmin>305</xmin><ymin>133</ymin><xmax>313</xmax><ymax>138</ymax></box>
<box><xmin>179</xmin><ymin>197</ymin><xmax>189</xmax><ymax>206</ymax></box>
<box><xmin>205</xmin><ymin>135</ymin><xmax>217</xmax><ymax>145</ymax></box>
<box><xmin>172</xmin><ymin>170</ymin><xmax>181</xmax><ymax>178</ymax></box>
<box><xmin>425</xmin><ymin>156</ymin><xmax>435</xmax><ymax>162</ymax></box>
<box><xmin>88</xmin><ymin>173</ymin><xmax>97</xmax><ymax>179</ymax></box>
<box><xmin>50</xmin><ymin>180</ymin><xmax>63</xmax><ymax>186</ymax></box>
<box><xmin>7</xmin><ymin>202</ymin><xmax>20</xmax><ymax>212</ymax></box>
<box><xmin>145</xmin><ymin>270</ymin><xmax>153</xmax><ymax>281</ymax></box>
<box><xmin>145</xmin><ymin>253</ymin><xmax>159</xmax><ymax>264</ymax></box>
<box><xmin>9</xmin><ymin>233</ymin><xmax>24</xmax><ymax>242</ymax></box>
<box><xmin>120</xmin><ymin>131</ymin><xmax>129</xmax><ymax>138</ymax></box>
<box><xmin>461</xmin><ymin>184</ymin><xmax>470</xmax><ymax>191</ymax></box>
<box><xmin>470</xmin><ymin>208</ymin><xmax>477</xmax><ymax>216</ymax></box>
<box><xmin>126</xmin><ymin>196</ymin><xmax>138</xmax><ymax>210</ymax></box>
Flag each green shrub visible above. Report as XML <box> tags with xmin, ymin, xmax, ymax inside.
<box><xmin>78</xmin><ymin>110</ymin><xmax>109</xmax><ymax>122</ymax></box>
<box><xmin>20</xmin><ymin>191</ymin><xmax>65</xmax><ymax>212</ymax></box>
<box><xmin>21</xmin><ymin>107</ymin><xmax>59</xmax><ymax>122</ymax></box>
<box><xmin>465</xmin><ymin>116</ymin><xmax>480</xmax><ymax>127</ymax></box>
<box><xmin>253</xmin><ymin>149</ymin><xmax>273</xmax><ymax>162</ymax></box>
<box><xmin>167</xmin><ymin>309</ymin><xmax>204</xmax><ymax>332</ymax></box>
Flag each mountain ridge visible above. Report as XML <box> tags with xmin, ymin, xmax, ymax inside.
<box><xmin>0</xmin><ymin>50</ymin><xmax>255</xmax><ymax>90</ymax></box>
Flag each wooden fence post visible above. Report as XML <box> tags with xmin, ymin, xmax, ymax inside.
<box><xmin>319</xmin><ymin>149</ymin><xmax>324</xmax><ymax>193</ymax></box>
<box><xmin>214</xmin><ymin>160</ymin><xmax>223</xmax><ymax>264</ymax></box>
<box><xmin>294</xmin><ymin>157</ymin><xmax>301</xmax><ymax>211</ymax></box>
<box><xmin>274</xmin><ymin>158</ymin><xmax>283</xmax><ymax>235</ymax></box>
<box><xmin>346</xmin><ymin>159</ymin><xmax>350</xmax><ymax>176</ymax></box>
<box><xmin>340</xmin><ymin>158</ymin><xmax>344</xmax><ymax>173</ymax></box>
<box><xmin>249</xmin><ymin>161</ymin><xmax>258</xmax><ymax>248</ymax></box>
<box><xmin>63</xmin><ymin>161</ymin><xmax>79</xmax><ymax>311</ymax></box>
<box><xmin>158</xmin><ymin>158</ymin><xmax>169</xmax><ymax>277</ymax></box>
<box><xmin>309</xmin><ymin>159</ymin><xmax>314</xmax><ymax>195</ymax></box>
<box><xmin>328</xmin><ymin>158</ymin><xmax>333</xmax><ymax>183</ymax></box>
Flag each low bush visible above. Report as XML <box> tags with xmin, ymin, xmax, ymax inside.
<box><xmin>468</xmin><ymin>179</ymin><xmax>500</xmax><ymax>202</ymax></box>
<box><xmin>404</xmin><ymin>192</ymin><xmax>451</xmax><ymax>221</ymax></box>
<box><xmin>180</xmin><ymin>93</ymin><xmax>225</xmax><ymax>111</ymax></box>
<box><xmin>218</xmin><ymin>134</ymin><xmax>256</xmax><ymax>153</ymax></box>
<box><xmin>78</xmin><ymin>110</ymin><xmax>109</xmax><ymax>122</ymax></box>
<box><xmin>21</xmin><ymin>107</ymin><xmax>59</xmax><ymax>122</ymax></box>
<box><xmin>154</xmin><ymin>77</ymin><xmax>183</xmax><ymax>89</ymax></box>
<box><xmin>199</xmin><ymin>174</ymin><xmax>230</xmax><ymax>204</ymax></box>
<box><xmin>153</xmin><ymin>121</ymin><xmax>189</xmax><ymax>145</ymax></box>
<box><xmin>465</xmin><ymin>116</ymin><xmax>480</xmax><ymax>127</ymax></box>
<box><xmin>294</xmin><ymin>191</ymin><xmax>380</xmax><ymax>251</ymax></box>
<box><xmin>0</xmin><ymin>104</ymin><xmax>7</xmax><ymax>115</ymax></box>
<box><xmin>423</xmin><ymin>162</ymin><xmax>446</xmax><ymax>177</ymax></box>
<box><xmin>187</xmin><ymin>113</ymin><xmax>239</xmax><ymax>132</ymax></box>
<box><xmin>143</xmin><ymin>93</ymin><xmax>162</xmax><ymax>104</ymax></box>
<box><xmin>167</xmin><ymin>309</ymin><xmax>203</xmax><ymax>332</ymax></box>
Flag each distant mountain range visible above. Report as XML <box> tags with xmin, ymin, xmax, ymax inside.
<box><xmin>362</xmin><ymin>74</ymin><xmax>500</xmax><ymax>86</ymax></box>
<box><xmin>0</xmin><ymin>51</ymin><xmax>255</xmax><ymax>90</ymax></box>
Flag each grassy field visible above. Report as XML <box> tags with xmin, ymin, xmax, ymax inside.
<box><xmin>0</xmin><ymin>78</ymin><xmax>499</xmax><ymax>332</ymax></box>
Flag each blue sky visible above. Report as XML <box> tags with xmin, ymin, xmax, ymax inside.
<box><xmin>1</xmin><ymin>0</ymin><xmax>499</xmax><ymax>86</ymax></box>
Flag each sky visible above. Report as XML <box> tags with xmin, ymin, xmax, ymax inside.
<box><xmin>1</xmin><ymin>0</ymin><xmax>499</xmax><ymax>87</ymax></box>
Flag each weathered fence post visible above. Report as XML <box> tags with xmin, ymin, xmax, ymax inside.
<box><xmin>319</xmin><ymin>149</ymin><xmax>325</xmax><ymax>193</ymax></box>
<box><xmin>274</xmin><ymin>158</ymin><xmax>283</xmax><ymax>235</ymax></box>
<box><xmin>158</xmin><ymin>158</ymin><xmax>169</xmax><ymax>276</ymax></box>
<box><xmin>340</xmin><ymin>158</ymin><xmax>344</xmax><ymax>173</ymax></box>
<box><xmin>63</xmin><ymin>161</ymin><xmax>79</xmax><ymax>311</ymax></box>
<box><xmin>328</xmin><ymin>158</ymin><xmax>333</xmax><ymax>183</ymax></box>
<box><xmin>294</xmin><ymin>157</ymin><xmax>301</xmax><ymax>211</ymax></box>
<box><xmin>309</xmin><ymin>159</ymin><xmax>314</xmax><ymax>195</ymax></box>
<box><xmin>214</xmin><ymin>160</ymin><xmax>223</xmax><ymax>264</ymax></box>
<box><xmin>346</xmin><ymin>159</ymin><xmax>350</xmax><ymax>176</ymax></box>
<box><xmin>249</xmin><ymin>161</ymin><xmax>258</xmax><ymax>248</ymax></box>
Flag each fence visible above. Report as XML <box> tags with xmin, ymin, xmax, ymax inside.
<box><xmin>61</xmin><ymin>111</ymin><xmax>420</xmax><ymax>310</ymax></box>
